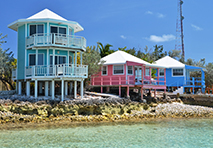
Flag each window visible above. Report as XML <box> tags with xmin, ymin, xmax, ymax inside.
<box><xmin>173</xmin><ymin>68</ymin><xmax>184</xmax><ymax>76</ymax></box>
<box><xmin>113</xmin><ymin>65</ymin><xmax>124</xmax><ymax>74</ymax></box>
<box><xmin>50</xmin><ymin>55</ymin><xmax>66</xmax><ymax>65</ymax></box>
<box><xmin>159</xmin><ymin>69</ymin><xmax>164</xmax><ymax>76</ymax></box>
<box><xmin>102</xmin><ymin>66</ymin><xmax>107</xmax><ymax>75</ymax></box>
<box><xmin>145</xmin><ymin>68</ymin><xmax>150</xmax><ymax>76</ymax></box>
<box><xmin>29</xmin><ymin>24</ymin><xmax>44</xmax><ymax>36</ymax></box>
<box><xmin>51</xmin><ymin>26</ymin><xmax>67</xmax><ymax>35</ymax></box>
<box><xmin>29</xmin><ymin>54</ymin><xmax>36</xmax><ymax>66</ymax></box>
<box><xmin>127</xmin><ymin>66</ymin><xmax>133</xmax><ymax>75</ymax></box>
<box><xmin>38</xmin><ymin>54</ymin><xmax>44</xmax><ymax>65</ymax></box>
<box><xmin>29</xmin><ymin>54</ymin><xmax>43</xmax><ymax>66</ymax></box>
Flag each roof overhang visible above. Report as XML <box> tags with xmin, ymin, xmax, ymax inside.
<box><xmin>8</xmin><ymin>18</ymin><xmax>84</xmax><ymax>32</ymax></box>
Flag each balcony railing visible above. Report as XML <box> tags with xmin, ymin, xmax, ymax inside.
<box><xmin>25</xmin><ymin>64</ymin><xmax>88</xmax><ymax>78</ymax></box>
<box><xmin>26</xmin><ymin>33</ymin><xmax>86</xmax><ymax>50</ymax></box>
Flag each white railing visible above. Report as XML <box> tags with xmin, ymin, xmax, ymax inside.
<box><xmin>26</xmin><ymin>33</ymin><xmax>86</xmax><ymax>49</ymax></box>
<box><xmin>12</xmin><ymin>69</ymin><xmax>17</xmax><ymax>80</ymax></box>
<box><xmin>25</xmin><ymin>64</ymin><xmax>88</xmax><ymax>78</ymax></box>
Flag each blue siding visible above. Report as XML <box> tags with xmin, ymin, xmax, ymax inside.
<box><xmin>17</xmin><ymin>25</ymin><xmax>26</xmax><ymax>80</ymax></box>
<box><xmin>166</xmin><ymin>68</ymin><xmax>185</xmax><ymax>87</ymax></box>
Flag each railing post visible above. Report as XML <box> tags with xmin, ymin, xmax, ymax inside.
<box><xmin>63</xmin><ymin>64</ymin><xmax>65</xmax><ymax>76</ymax></box>
<box><xmin>33</xmin><ymin>66</ymin><xmax>35</xmax><ymax>77</ymax></box>
<box><xmin>119</xmin><ymin>77</ymin><xmax>121</xmax><ymax>85</ymax></box>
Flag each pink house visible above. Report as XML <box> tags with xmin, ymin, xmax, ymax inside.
<box><xmin>91</xmin><ymin>51</ymin><xmax>166</xmax><ymax>99</ymax></box>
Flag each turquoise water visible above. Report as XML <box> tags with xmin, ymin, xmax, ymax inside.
<box><xmin>1</xmin><ymin>119</ymin><xmax>213</xmax><ymax>148</ymax></box>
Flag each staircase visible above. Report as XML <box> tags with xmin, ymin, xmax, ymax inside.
<box><xmin>173</xmin><ymin>86</ymin><xmax>183</xmax><ymax>94</ymax></box>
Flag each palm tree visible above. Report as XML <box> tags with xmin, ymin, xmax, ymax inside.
<box><xmin>97</xmin><ymin>42</ymin><xmax>114</xmax><ymax>58</ymax></box>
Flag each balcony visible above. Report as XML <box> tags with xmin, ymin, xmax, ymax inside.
<box><xmin>12</xmin><ymin>64</ymin><xmax>88</xmax><ymax>80</ymax></box>
<box><xmin>26</xmin><ymin>33</ymin><xmax>86</xmax><ymax>50</ymax></box>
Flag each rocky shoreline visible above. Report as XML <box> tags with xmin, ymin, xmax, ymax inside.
<box><xmin>1</xmin><ymin>94</ymin><xmax>213</xmax><ymax>128</ymax></box>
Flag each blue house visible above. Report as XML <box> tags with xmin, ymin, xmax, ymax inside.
<box><xmin>155</xmin><ymin>56</ymin><xmax>205</xmax><ymax>94</ymax></box>
<box><xmin>9</xmin><ymin>9</ymin><xmax>88</xmax><ymax>100</ymax></box>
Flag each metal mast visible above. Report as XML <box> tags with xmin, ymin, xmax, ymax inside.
<box><xmin>175</xmin><ymin>0</ymin><xmax>184</xmax><ymax>60</ymax></box>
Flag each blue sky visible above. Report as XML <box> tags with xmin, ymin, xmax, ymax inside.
<box><xmin>0</xmin><ymin>0</ymin><xmax>212</xmax><ymax>63</ymax></box>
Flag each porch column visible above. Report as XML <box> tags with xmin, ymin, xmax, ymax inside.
<box><xmin>61</xmin><ymin>79</ymin><xmax>64</xmax><ymax>101</ymax></box>
<box><xmin>164</xmin><ymin>68</ymin><xmax>166</xmax><ymax>86</ymax></box>
<box><xmin>80</xmin><ymin>52</ymin><xmax>82</xmax><ymax>65</ymax></box>
<box><xmin>137</xmin><ymin>66</ymin><xmax>140</xmax><ymax>83</ymax></box>
<box><xmin>119</xmin><ymin>86</ymin><xmax>121</xmax><ymax>97</ymax></box>
<box><xmin>45</xmin><ymin>81</ymin><xmax>48</xmax><ymax>96</ymax></box>
<box><xmin>75</xmin><ymin>51</ymin><xmax>77</xmax><ymax>65</ymax></box>
<box><xmin>70</xmin><ymin>82</ymin><xmax>73</xmax><ymax>95</ymax></box>
<box><xmin>65</xmin><ymin>81</ymin><xmax>68</xmax><ymax>96</ymax></box>
<box><xmin>157</xmin><ymin>68</ymin><xmax>159</xmax><ymax>85</ymax></box>
<box><xmin>18</xmin><ymin>81</ymin><xmax>22</xmax><ymax>95</ymax></box>
<box><xmin>39</xmin><ymin>82</ymin><xmax>43</xmax><ymax>94</ymax></box>
<box><xmin>36</xmin><ymin>49</ymin><xmax>38</xmax><ymax>65</ymax></box>
<box><xmin>141</xmin><ymin>65</ymin><xmax>143</xmax><ymax>84</ymax></box>
<box><xmin>74</xmin><ymin>81</ymin><xmax>77</xmax><ymax>98</ymax></box>
<box><xmin>26</xmin><ymin>81</ymin><xmax>30</xmax><ymax>96</ymax></box>
<box><xmin>35</xmin><ymin>80</ymin><xmax>38</xmax><ymax>98</ymax></box>
<box><xmin>149</xmin><ymin>67</ymin><xmax>151</xmax><ymax>83</ymax></box>
<box><xmin>81</xmin><ymin>80</ymin><xmax>84</xmax><ymax>99</ymax></box>
<box><xmin>52</xmin><ymin>80</ymin><xmax>55</xmax><ymax>100</ymax></box>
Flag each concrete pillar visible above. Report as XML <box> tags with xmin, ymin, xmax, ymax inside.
<box><xmin>18</xmin><ymin>81</ymin><xmax>22</xmax><ymax>95</ymax></box>
<box><xmin>74</xmin><ymin>81</ymin><xmax>77</xmax><ymax>98</ymax></box>
<box><xmin>45</xmin><ymin>81</ymin><xmax>49</xmax><ymax>96</ymax></box>
<box><xmin>35</xmin><ymin>80</ymin><xmax>38</xmax><ymax>98</ymax></box>
<box><xmin>39</xmin><ymin>82</ymin><xmax>43</xmax><ymax>94</ymax></box>
<box><xmin>81</xmin><ymin>80</ymin><xmax>84</xmax><ymax>99</ymax></box>
<box><xmin>61</xmin><ymin>79</ymin><xmax>64</xmax><ymax>101</ymax></box>
<box><xmin>52</xmin><ymin>80</ymin><xmax>55</xmax><ymax>100</ymax></box>
<box><xmin>65</xmin><ymin>81</ymin><xmax>68</xmax><ymax>96</ymax></box>
<box><xmin>70</xmin><ymin>82</ymin><xmax>73</xmax><ymax>95</ymax></box>
<box><xmin>26</xmin><ymin>81</ymin><xmax>30</xmax><ymax>96</ymax></box>
<box><xmin>50</xmin><ymin>81</ymin><xmax>52</xmax><ymax>96</ymax></box>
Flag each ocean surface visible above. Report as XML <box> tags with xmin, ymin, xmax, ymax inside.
<box><xmin>1</xmin><ymin>119</ymin><xmax>213</xmax><ymax>148</ymax></box>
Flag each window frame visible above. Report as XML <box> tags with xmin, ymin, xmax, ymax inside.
<box><xmin>50</xmin><ymin>25</ymin><xmax>67</xmax><ymax>35</ymax></box>
<box><xmin>127</xmin><ymin>66</ymin><xmax>133</xmax><ymax>75</ymax></box>
<box><xmin>145</xmin><ymin>68</ymin><xmax>150</xmax><ymax>76</ymax></box>
<box><xmin>172</xmin><ymin>68</ymin><xmax>184</xmax><ymax>77</ymax></box>
<box><xmin>159</xmin><ymin>69</ymin><xmax>164</xmax><ymax>77</ymax></box>
<box><xmin>50</xmin><ymin>55</ymin><xmax>67</xmax><ymax>65</ymax></box>
<box><xmin>101</xmin><ymin>66</ymin><xmax>108</xmax><ymax>76</ymax></box>
<box><xmin>29</xmin><ymin>24</ymin><xmax>44</xmax><ymax>36</ymax></box>
<box><xmin>113</xmin><ymin>65</ymin><xmax>124</xmax><ymax>75</ymax></box>
<box><xmin>28</xmin><ymin>53</ymin><xmax>44</xmax><ymax>66</ymax></box>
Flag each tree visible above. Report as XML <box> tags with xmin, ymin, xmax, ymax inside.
<box><xmin>168</xmin><ymin>49</ymin><xmax>181</xmax><ymax>60</ymax></box>
<box><xmin>83</xmin><ymin>45</ymin><xmax>105</xmax><ymax>88</ymax></box>
<box><xmin>205</xmin><ymin>63</ymin><xmax>213</xmax><ymax>87</ymax></box>
<box><xmin>97</xmin><ymin>42</ymin><xmax>114</xmax><ymax>58</ymax></box>
<box><xmin>0</xmin><ymin>33</ymin><xmax>16</xmax><ymax>90</ymax></box>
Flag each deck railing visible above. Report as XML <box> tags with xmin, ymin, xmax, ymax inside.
<box><xmin>26</xmin><ymin>33</ymin><xmax>86</xmax><ymax>49</ymax></box>
<box><xmin>25</xmin><ymin>64</ymin><xmax>88</xmax><ymax>78</ymax></box>
<box><xmin>91</xmin><ymin>75</ymin><xmax>166</xmax><ymax>86</ymax></box>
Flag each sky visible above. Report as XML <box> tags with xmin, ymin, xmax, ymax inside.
<box><xmin>0</xmin><ymin>0</ymin><xmax>212</xmax><ymax>63</ymax></box>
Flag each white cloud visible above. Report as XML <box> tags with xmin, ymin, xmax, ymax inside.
<box><xmin>191</xmin><ymin>24</ymin><xmax>203</xmax><ymax>31</ymax></box>
<box><xmin>157</xmin><ymin>13</ymin><xmax>165</xmax><ymax>18</ymax></box>
<box><xmin>148</xmin><ymin>34</ymin><xmax>175</xmax><ymax>42</ymax></box>
<box><xmin>145</xmin><ymin>11</ymin><xmax>153</xmax><ymax>15</ymax></box>
<box><xmin>120</xmin><ymin>35</ymin><xmax>126</xmax><ymax>39</ymax></box>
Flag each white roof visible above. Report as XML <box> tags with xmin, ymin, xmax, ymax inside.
<box><xmin>155</xmin><ymin>56</ymin><xmax>185</xmax><ymax>68</ymax></box>
<box><xmin>101</xmin><ymin>50</ymin><xmax>165</xmax><ymax>68</ymax></box>
<box><xmin>8</xmin><ymin>9</ymin><xmax>83</xmax><ymax>32</ymax></box>
<box><xmin>27</xmin><ymin>8</ymin><xmax>67</xmax><ymax>21</ymax></box>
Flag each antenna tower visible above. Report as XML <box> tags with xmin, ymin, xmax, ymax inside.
<box><xmin>175</xmin><ymin>0</ymin><xmax>184</xmax><ymax>60</ymax></box>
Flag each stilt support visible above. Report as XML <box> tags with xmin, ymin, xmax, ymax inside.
<box><xmin>81</xmin><ymin>80</ymin><xmax>84</xmax><ymax>99</ymax></box>
<box><xmin>101</xmin><ymin>87</ymin><xmax>103</xmax><ymax>93</ymax></box>
<box><xmin>18</xmin><ymin>81</ymin><xmax>22</xmax><ymax>95</ymax></box>
<box><xmin>52</xmin><ymin>80</ymin><xmax>55</xmax><ymax>100</ymax></box>
<box><xmin>45</xmin><ymin>81</ymin><xmax>48</xmax><ymax>96</ymax></box>
<box><xmin>26</xmin><ymin>81</ymin><xmax>30</xmax><ymax>96</ymax></box>
<box><xmin>74</xmin><ymin>81</ymin><xmax>77</xmax><ymax>98</ymax></box>
<box><xmin>35</xmin><ymin>80</ymin><xmax>38</xmax><ymax>98</ymax></box>
<box><xmin>127</xmin><ymin>86</ymin><xmax>130</xmax><ymax>98</ymax></box>
<box><xmin>65</xmin><ymin>81</ymin><xmax>68</xmax><ymax>96</ymax></box>
<box><xmin>119</xmin><ymin>86</ymin><xmax>121</xmax><ymax>97</ymax></box>
<box><xmin>61</xmin><ymin>79</ymin><xmax>64</xmax><ymax>102</ymax></box>
<box><xmin>141</xmin><ymin>87</ymin><xmax>143</xmax><ymax>100</ymax></box>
